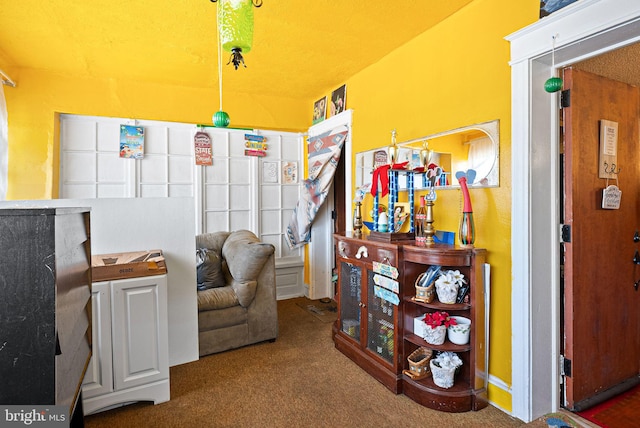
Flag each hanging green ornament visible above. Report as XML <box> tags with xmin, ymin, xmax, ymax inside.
<box><xmin>213</xmin><ymin>111</ymin><xmax>230</xmax><ymax>127</ymax></box>
<box><xmin>544</xmin><ymin>77</ymin><xmax>563</xmax><ymax>93</ymax></box>
<box><xmin>544</xmin><ymin>34</ymin><xmax>563</xmax><ymax>93</ymax></box>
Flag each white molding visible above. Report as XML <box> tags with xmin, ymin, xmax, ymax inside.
<box><xmin>507</xmin><ymin>0</ymin><xmax>640</xmax><ymax>422</ymax></box>
<box><xmin>308</xmin><ymin>109</ymin><xmax>353</xmax><ymax>300</ymax></box>
<box><xmin>487</xmin><ymin>374</ymin><xmax>513</xmax><ymax>415</ymax></box>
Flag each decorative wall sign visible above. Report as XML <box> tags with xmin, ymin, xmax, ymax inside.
<box><xmin>194</xmin><ymin>131</ymin><xmax>213</xmax><ymax>166</ymax></box>
<box><xmin>372</xmin><ymin>261</ymin><xmax>399</xmax><ymax>279</ymax></box>
<box><xmin>262</xmin><ymin>161</ymin><xmax>278</xmax><ymax>183</ymax></box>
<box><xmin>244</xmin><ymin>133</ymin><xmax>267</xmax><ymax>157</ymax></box>
<box><xmin>282</xmin><ymin>161</ymin><xmax>298</xmax><ymax>184</ymax></box>
<box><xmin>599</xmin><ymin>119</ymin><xmax>618</xmax><ymax>179</ymax></box>
<box><xmin>602</xmin><ymin>184</ymin><xmax>622</xmax><ymax>209</ymax></box>
<box><xmin>374</xmin><ymin>285</ymin><xmax>399</xmax><ymax>306</ymax></box>
<box><xmin>373</xmin><ymin>273</ymin><xmax>399</xmax><ymax>293</ymax></box>
<box><xmin>373</xmin><ymin>150</ymin><xmax>388</xmax><ymax>169</ymax></box>
<box><xmin>119</xmin><ymin>125</ymin><xmax>144</xmax><ymax>159</ymax></box>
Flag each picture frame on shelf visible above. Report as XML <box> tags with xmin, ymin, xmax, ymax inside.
<box><xmin>312</xmin><ymin>96</ymin><xmax>327</xmax><ymax>124</ymax></box>
<box><xmin>330</xmin><ymin>84</ymin><xmax>346</xmax><ymax>116</ymax></box>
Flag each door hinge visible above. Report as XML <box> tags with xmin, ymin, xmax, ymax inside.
<box><xmin>331</xmin><ymin>210</ymin><xmax>337</xmax><ymax>220</ymax></box>
<box><xmin>560</xmin><ymin>224</ymin><xmax>571</xmax><ymax>243</ymax></box>
<box><xmin>560</xmin><ymin>355</ymin><xmax>572</xmax><ymax>378</ymax></box>
<box><xmin>561</xmin><ymin>89</ymin><xmax>571</xmax><ymax>108</ymax></box>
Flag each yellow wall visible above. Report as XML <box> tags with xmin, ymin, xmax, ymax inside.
<box><xmin>4</xmin><ymin>0</ymin><xmax>541</xmax><ymax>413</ymax></box>
<box><xmin>4</xmin><ymin>69</ymin><xmax>308</xmax><ymax>199</ymax></box>
<box><xmin>309</xmin><ymin>0</ymin><xmax>539</xmax><ymax>411</ymax></box>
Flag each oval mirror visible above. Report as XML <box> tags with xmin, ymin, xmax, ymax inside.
<box><xmin>355</xmin><ymin>119</ymin><xmax>499</xmax><ymax>190</ymax></box>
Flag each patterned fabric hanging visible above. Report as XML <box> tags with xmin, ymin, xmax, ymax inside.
<box><xmin>285</xmin><ymin>126</ymin><xmax>349</xmax><ymax>249</ymax></box>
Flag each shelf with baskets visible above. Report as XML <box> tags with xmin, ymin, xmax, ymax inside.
<box><xmin>401</xmin><ymin>244</ymin><xmax>488</xmax><ymax>413</ymax></box>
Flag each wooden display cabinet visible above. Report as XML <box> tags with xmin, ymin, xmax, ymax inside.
<box><xmin>401</xmin><ymin>244</ymin><xmax>488</xmax><ymax>412</ymax></box>
<box><xmin>332</xmin><ymin>233</ymin><xmax>408</xmax><ymax>393</ymax></box>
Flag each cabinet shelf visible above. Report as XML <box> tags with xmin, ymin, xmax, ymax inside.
<box><xmin>405</xmin><ymin>296</ymin><xmax>471</xmax><ymax>311</ymax></box>
<box><xmin>402</xmin><ymin>372</ymin><xmax>472</xmax><ymax>395</ymax></box>
<box><xmin>404</xmin><ymin>333</ymin><xmax>471</xmax><ymax>353</ymax></box>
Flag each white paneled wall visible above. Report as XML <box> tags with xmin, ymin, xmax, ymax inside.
<box><xmin>60</xmin><ymin>114</ymin><xmax>305</xmax><ymax>300</ymax></box>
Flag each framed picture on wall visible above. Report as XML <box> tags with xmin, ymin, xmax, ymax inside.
<box><xmin>330</xmin><ymin>84</ymin><xmax>346</xmax><ymax>116</ymax></box>
<box><xmin>262</xmin><ymin>161</ymin><xmax>278</xmax><ymax>183</ymax></box>
<box><xmin>119</xmin><ymin>124</ymin><xmax>144</xmax><ymax>159</ymax></box>
<box><xmin>312</xmin><ymin>96</ymin><xmax>327</xmax><ymax>124</ymax></box>
<box><xmin>539</xmin><ymin>0</ymin><xmax>579</xmax><ymax>18</ymax></box>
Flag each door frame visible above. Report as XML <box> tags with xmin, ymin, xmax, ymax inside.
<box><xmin>308</xmin><ymin>109</ymin><xmax>353</xmax><ymax>299</ymax></box>
<box><xmin>507</xmin><ymin>0</ymin><xmax>640</xmax><ymax>422</ymax></box>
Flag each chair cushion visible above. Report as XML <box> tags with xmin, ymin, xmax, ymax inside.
<box><xmin>221</xmin><ymin>230</ymin><xmax>275</xmax><ymax>308</ymax></box>
<box><xmin>197</xmin><ymin>285</ymin><xmax>240</xmax><ymax>311</ymax></box>
<box><xmin>196</xmin><ymin>248</ymin><xmax>226</xmax><ymax>290</ymax></box>
<box><xmin>222</xmin><ymin>230</ymin><xmax>275</xmax><ymax>282</ymax></box>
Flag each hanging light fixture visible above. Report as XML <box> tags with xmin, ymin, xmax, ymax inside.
<box><xmin>210</xmin><ymin>0</ymin><xmax>262</xmax><ymax>70</ymax></box>
<box><xmin>210</xmin><ymin>0</ymin><xmax>262</xmax><ymax>127</ymax></box>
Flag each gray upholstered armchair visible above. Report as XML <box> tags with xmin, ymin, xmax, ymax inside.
<box><xmin>196</xmin><ymin>230</ymin><xmax>278</xmax><ymax>356</ymax></box>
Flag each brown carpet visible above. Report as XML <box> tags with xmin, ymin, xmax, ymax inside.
<box><xmin>295</xmin><ymin>298</ymin><xmax>338</xmax><ymax>323</ymax></box>
<box><xmin>85</xmin><ymin>297</ymin><xmax>527</xmax><ymax>428</ymax></box>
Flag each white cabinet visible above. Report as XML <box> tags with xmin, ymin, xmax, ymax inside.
<box><xmin>82</xmin><ymin>274</ymin><xmax>170</xmax><ymax>415</ymax></box>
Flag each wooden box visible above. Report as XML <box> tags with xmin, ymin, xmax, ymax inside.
<box><xmin>92</xmin><ymin>250</ymin><xmax>167</xmax><ymax>281</ymax></box>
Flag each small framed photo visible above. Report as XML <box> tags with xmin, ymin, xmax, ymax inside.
<box><xmin>330</xmin><ymin>84</ymin><xmax>346</xmax><ymax>116</ymax></box>
<box><xmin>539</xmin><ymin>0</ymin><xmax>578</xmax><ymax>18</ymax></box>
<box><xmin>312</xmin><ymin>96</ymin><xmax>327</xmax><ymax>124</ymax></box>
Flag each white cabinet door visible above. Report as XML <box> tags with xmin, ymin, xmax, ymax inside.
<box><xmin>82</xmin><ymin>281</ymin><xmax>114</xmax><ymax>399</ymax></box>
<box><xmin>110</xmin><ymin>275</ymin><xmax>169</xmax><ymax>391</ymax></box>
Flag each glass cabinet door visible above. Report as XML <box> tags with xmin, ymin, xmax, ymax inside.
<box><xmin>339</xmin><ymin>261</ymin><xmax>361</xmax><ymax>341</ymax></box>
<box><xmin>366</xmin><ymin>270</ymin><xmax>395</xmax><ymax>364</ymax></box>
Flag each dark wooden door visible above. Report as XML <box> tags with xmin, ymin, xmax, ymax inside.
<box><xmin>333</xmin><ymin>144</ymin><xmax>346</xmax><ymax>234</ymax></box>
<box><xmin>562</xmin><ymin>68</ymin><xmax>640</xmax><ymax>410</ymax></box>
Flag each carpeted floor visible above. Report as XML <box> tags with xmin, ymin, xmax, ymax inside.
<box><xmin>83</xmin><ymin>297</ymin><xmax>580</xmax><ymax>428</ymax></box>
<box><xmin>294</xmin><ymin>297</ymin><xmax>338</xmax><ymax>323</ymax></box>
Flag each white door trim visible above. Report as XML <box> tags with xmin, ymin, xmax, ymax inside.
<box><xmin>308</xmin><ymin>110</ymin><xmax>353</xmax><ymax>300</ymax></box>
<box><xmin>507</xmin><ymin>0</ymin><xmax>640</xmax><ymax>422</ymax></box>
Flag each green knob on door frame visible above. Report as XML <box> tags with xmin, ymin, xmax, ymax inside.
<box><xmin>213</xmin><ymin>111</ymin><xmax>230</xmax><ymax>127</ymax></box>
<box><xmin>544</xmin><ymin>77</ymin><xmax>563</xmax><ymax>93</ymax></box>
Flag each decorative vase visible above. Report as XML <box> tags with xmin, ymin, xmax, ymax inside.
<box><xmin>430</xmin><ymin>360</ymin><xmax>457</xmax><ymax>389</ymax></box>
<box><xmin>423</xmin><ymin>324</ymin><xmax>446</xmax><ymax>345</ymax></box>
<box><xmin>458</xmin><ymin>176</ymin><xmax>475</xmax><ymax>247</ymax></box>
<box><xmin>459</xmin><ymin>212</ymin><xmax>475</xmax><ymax>247</ymax></box>
<box><xmin>447</xmin><ymin>316</ymin><xmax>471</xmax><ymax>345</ymax></box>
<box><xmin>435</xmin><ymin>282</ymin><xmax>459</xmax><ymax>304</ymax></box>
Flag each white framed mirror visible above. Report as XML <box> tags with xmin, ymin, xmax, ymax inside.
<box><xmin>355</xmin><ymin>119</ymin><xmax>499</xmax><ymax>190</ymax></box>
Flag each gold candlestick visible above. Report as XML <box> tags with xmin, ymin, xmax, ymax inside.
<box><xmin>424</xmin><ymin>186</ymin><xmax>437</xmax><ymax>245</ymax></box>
<box><xmin>353</xmin><ymin>201</ymin><xmax>363</xmax><ymax>238</ymax></box>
